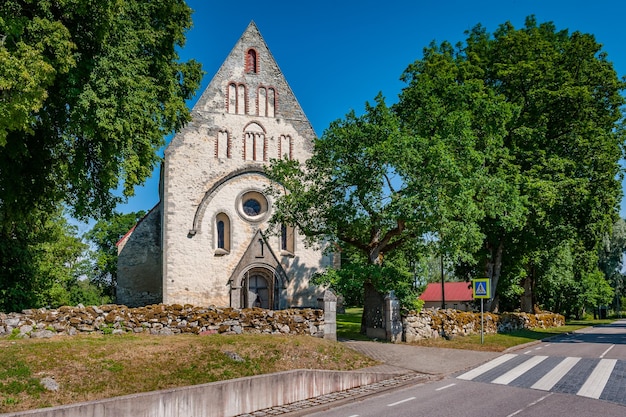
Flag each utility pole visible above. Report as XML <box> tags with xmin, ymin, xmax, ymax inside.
<box><xmin>441</xmin><ymin>254</ymin><xmax>445</xmax><ymax>309</ymax></box>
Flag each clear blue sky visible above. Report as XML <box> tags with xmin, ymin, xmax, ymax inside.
<box><xmin>114</xmin><ymin>0</ymin><xmax>626</xmax><ymax>221</ymax></box>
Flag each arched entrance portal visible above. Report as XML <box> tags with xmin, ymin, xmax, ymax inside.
<box><xmin>241</xmin><ymin>267</ymin><xmax>276</xmax><ymax>309</ymax></box>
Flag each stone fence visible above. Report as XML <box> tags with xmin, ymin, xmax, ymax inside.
<box><xmin>403</xmin><ymin>308</ymin><xmax>565</xmax><ymax>342</ymax></box>
<box><xmin>0</xmin><ymin>302</ymin><xmax>333</xmax><ymax>340</ymax></box>
<box><xmin>376</xmin><ymin>292</ymin><xmax>566</xmax><ymax>343</ymax></box>
<box><xmin>1</xmin><ymin>290</ymin><xmax>564</xmax><ymax>344</ymax></box>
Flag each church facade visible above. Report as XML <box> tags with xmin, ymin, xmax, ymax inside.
<box><xmin>116</xmin><ymin>22</ymin><xmax>333</xmax><ymax>308</ymax></box>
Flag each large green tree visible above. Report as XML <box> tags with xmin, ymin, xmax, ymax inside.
<box><xmin>0</xmin><ymin>0</ymin><xmax>202</xmax><ymax>220</ymax></box>
<box><xmin>398</xmin><ymin>16</ymin><xmax>625</xmax><ymax>312</ymax></box>
<box><xmin>266</xmin><ymin>90</ymin><xmax>502</xmax><ymax>330</ymax></box>
<box><xmin>0</xmin><ymin>1</ymin><xmax>201</xmax><ymax>309</ymax></box>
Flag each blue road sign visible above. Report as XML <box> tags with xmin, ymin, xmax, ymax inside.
<box><xmin>472</xmin><ymin>278</ymin><xmax>491</xmax><ymax>299</ymax></box>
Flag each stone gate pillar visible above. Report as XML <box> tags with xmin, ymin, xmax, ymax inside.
<box><xmin>318</xmin><ymin>289</ymin><xmax>337</xmax><ymax>341</ymax></box>
<box><xmin>384</xmin><ymin>291</ymin><xmax>402</xmax><ymax>343</ymax></box>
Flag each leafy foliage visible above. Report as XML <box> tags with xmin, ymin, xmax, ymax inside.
<box><xmin>0</xmin><ymin>207</ymin><xmax>105</xmax><ymax>312</ymax></box>
<box><xmin>0</xmin><ymin>0</ymin><xmax>202</xmax><ymax>220</ymax></box>
<box><xmin>268</xmin><ymin>16</ymin><xmax>624</xmax><ymax>318</ymax></box>
<box><xmin>85</xmin><ymin>211</ymin><xmax>146</xmax><ymax>298</ymax></box>
<box><xmin>0</xmin><ymin>1</ymin><xmax>201</xmax><ymax>309</ymax></box>
<box><xmin>399</xmin><ymin>16</ymin><xmax>625</xmax><ymax>312</ymax></box>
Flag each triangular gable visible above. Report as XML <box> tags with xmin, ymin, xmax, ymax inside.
<box><xmin>227</xmin><ymin>229</ymin><xmax>289</xmax><ymax>288</ymax></box>
<box><xmin>170</xmin><ymin>21</ymin><xmax>314</xmax><ymax>139</ymax></box>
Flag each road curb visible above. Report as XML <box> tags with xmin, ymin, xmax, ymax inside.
<box><xmin>238</xmin><ymin>372</ymin><xmax>437</xmax><ymax>417</ymax></box>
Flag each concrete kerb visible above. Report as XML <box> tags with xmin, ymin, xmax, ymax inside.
<box><xmin>0</xmin><ymin>369</ymin><xmax>410</xmax><ymax>417</ymax></box>
<box><xmin>271</xmin><ymin>372</ymin><xmax>437</xmax><ymax>417</ymax></box>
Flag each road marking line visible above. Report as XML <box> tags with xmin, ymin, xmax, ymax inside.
<box><xmin>577</xmin><ymin>359</ymin><xmax>617</xmax><ymax>399</ymax></box>
<box><xmin>531</xmin><ymin>356</ymin><xmax>581</xmax><ymax>391</ymax></box>
<box><xmin>492</xmin><ymin>355</ymin><xmax>548</xmax><ymax>385</ymax></box>
<box><xmin>505</xmin><ymin>393</ymin><xmax>552</xmax><ymax>417</ymax></box>
<box><xmin>387</xmin><ymin>397</ymin><xmax>415</xmax><ymax>406</ymax></box>
<box><xmin>599</xmin><ymin>344</ymin><xmax>615</xmax><ymax>358</ymax></box>
<box><xmin>435</xmin><ymin>383</ymin><xmax>456</xmax><ymax>391</ymax></box>
<box><xmin>457</xmin><ymin>353</ymin><xmax>517</xmax><ymax>380</ymax></box>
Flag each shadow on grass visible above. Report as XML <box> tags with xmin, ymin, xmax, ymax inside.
<box><xmin>337</xmin><ymin>308</ymin><xmax>371</xmax><ymax>341</ymax></box>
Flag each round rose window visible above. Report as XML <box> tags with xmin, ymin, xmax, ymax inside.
<box><xmin>238</xmin><ymin>191</ymin><xmax>269</xmax><ymax>222</ymax></box>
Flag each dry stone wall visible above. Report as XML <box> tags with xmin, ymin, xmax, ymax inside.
<box><xmin>403</xmin><ymin>308</ymin><xmax>565</xmax><ymax>342</ymax></box>
<box><xmin>0</xmin><ymin>304</ymin><xmax>325</xmax><ymax>339</ymax></box>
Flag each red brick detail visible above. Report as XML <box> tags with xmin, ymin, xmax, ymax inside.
<box><xmin>246</xmin><ymin>48</ymin><xmax>259</xmax><ymax>73</ymax></box>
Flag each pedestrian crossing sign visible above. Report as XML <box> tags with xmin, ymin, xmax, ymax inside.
<box><xmin>472</xmin><ymin>278</ymin><xmax>491</xmax><ymax>299</ymax></box>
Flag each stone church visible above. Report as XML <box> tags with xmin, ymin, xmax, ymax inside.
<box><xmin>116</xmin><ymin>22</ymin><xmax>334</xmax><ymax>309</ymax></box>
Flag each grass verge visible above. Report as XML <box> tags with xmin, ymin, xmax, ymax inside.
<box><xmin>0</xmin><ymin>333</ymin><xmax>377</xmax><ymax>414</ymax></box>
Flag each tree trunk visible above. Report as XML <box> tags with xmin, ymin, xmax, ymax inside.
<box><xmin>486</xmin><ymin>239</ymin><xmax>504</xmax><ymax>312</ymax></box>
<box><xmin>360</xmin><ymin>281</ymin><xmax>384</xmax><ymax>334</ymax></box>
<box><xmin>520</xmin><ymin>264</ymin><xmax>535</xmax><ymax>313</ymax></box>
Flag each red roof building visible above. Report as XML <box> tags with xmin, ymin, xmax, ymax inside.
<box><xmin>419</xmin><ymin>282</ymin><xmax>475</xmax><ymax>311</ymax></box>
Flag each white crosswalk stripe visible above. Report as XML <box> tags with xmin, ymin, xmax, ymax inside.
<box><xmin>531</xmin><ymin>356</ymin><xmax>580</xmax><ymax>391</ymax></box>
<box><xmin>577</xmin><ymin>359</ymin><xmax>617</xmax><ymax>399</ymax></box>
<box><xmin>457</xmin><ymin>353</ymin><xmax>517</xmax><ymax>380</ymax></box>
<box><xmin>492</xmin><ymin>355</ymin><xmax>548</xmax><ymax>385</ymax></box>
<box><xmin>457</xmin><ymin>354</ymin><xmax>623</xmax><ymax>404</ymax></box>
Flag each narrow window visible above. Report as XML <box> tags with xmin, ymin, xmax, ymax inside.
<box><xmin>217</xmin><ymin>221</ymin><xmax>225</xmax><ymax>248</ymax></box>
<box><xmin>246</xmin><ymin>49</ymin><xmax>258</xmax><ymax>73</ymax></box>
<box><xmin>279</xmin><ymin>135</ymin><xmax>291</xmax><ymax>160</ymax></box>
<box><xmin>281</xmin><ymin>224</ymin><xmax>295</xmax><ymax>255</ymax></box>
<box><xmin>215</xmin><ymin>213</ymin><xmax>231</xmax><ymax>255</ymax></box>
<box><xmin>217</xmin><ymin>130</ymin><xmax>229</xmax><ymax>159</ymax></box>
<box><xmin>237</xmin><ymin>83</ymin><xmax>246</xmax><ymax>114</ymax></box>
<box><xmin>258</xmin><ymin>87</ymin><xmax>267</xmax><ymax>116</ymax></box>
<box><xmin>227</xmin><ymin>83</ymin><xmax>237</xmax><ymax>114</ymax></box>
<box><xmin>267</xmin><ymin>88</ymin><xmax>276</xmax><ymax>117</ymax></box>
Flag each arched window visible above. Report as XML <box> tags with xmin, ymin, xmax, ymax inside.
<box><xmin>267</xmin><ymin>87</ymin><xmax>276</xmax><ymax>117</ymax></box>
<box><xmin>281</xmin><ymin>224</ymin><xmax>295</xmax><ymax>255</ymax></box>
<box><xmin>227</xmin><ymin>83</ymin><xmax>237</xmax><ymax>114</ymax></box>
<box><xmin>246</xmin><ymin>49</ymin><xmax>258</xmax><ymax>73</ymax></box>
<box><xmin>217</xmin><ymin>221</ymin><xmax>225</xmax><ymax>248</ymax></box>
<box><xmin>237</xmin><ymin>83</ymin><xmax>247</xmax><ymax>114</ymax></box>
<box><xmin>217</xmin><ymin>130</ymin><xmax>230</xmax><ymax>159</ymax></box>
<box><xmin>243</xmin><ymin>122</ymin><xmax>266</xmax><ymax>161</ymax></box>
<box><xmin>226</xmin><ymin>83</ymin><xmax>247</xmax><ymax>114</ymax></box>
<box><xmin>215</xmin><ymin>213</ymin><xmax>231</xmax><ymax>255</ymax></box>
<box><xmin>279</xmin><ymin>135</ymin><xmax>291</xmax><ymax>159</ymax></box>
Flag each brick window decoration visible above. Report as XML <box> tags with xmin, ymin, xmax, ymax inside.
<box><xmin>216</xmin><ymin>129</ymin><xmax>230</xmax><ymax>159</ymax></box>
<box><xmin>257</xmin><ymin>86</ymin><xmax>276</xmax><ymax>117</ymax></box>
<box><xmin>279</xmin><ymin>134</ymin><xmax>291</xmax><ymax>159</ymax></box>
<box><xmin>226</xmin><ymin>83</ymin><xmax>248</xmax><ymax>114</ymax></box>
<box><xmin>243</xmin><ymin>122</ymin><xmax>266</xmax><ymax>161</ymax></box>
<box><xmin>246</xmin><ymin>48</ymin><xmax>258</xmax><ymax>73</ymax></box>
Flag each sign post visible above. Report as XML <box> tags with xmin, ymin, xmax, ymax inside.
<box><xmin>472</xmin><ymin>278</ymin><xmax>491</xmax><ymax>344</ymax></box>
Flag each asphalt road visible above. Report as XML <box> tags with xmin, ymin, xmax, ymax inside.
<box><xmin>305</xmin><ymin>320</ymin><xmax>626</xmax><ymax>417</ymax></box>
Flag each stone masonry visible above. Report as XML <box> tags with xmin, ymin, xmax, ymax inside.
<box><xmin>0</xmin><ymin>304</ymin><xmax>327</xmax><ymax>339</ymax></box>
